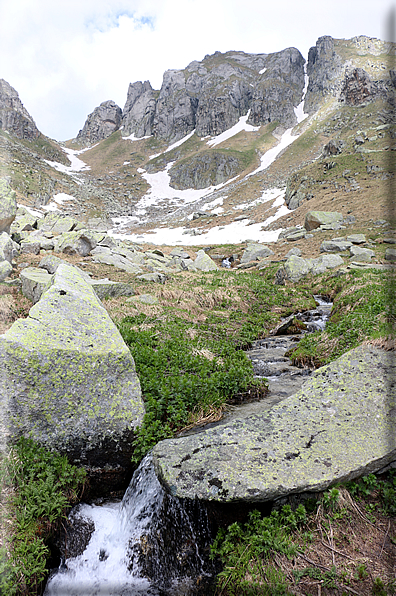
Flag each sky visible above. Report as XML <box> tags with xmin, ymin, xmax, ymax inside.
<box><xmin>0</xmin><ymin>0</ymin><xmax>394</xmax><ymax>141</ymax></box>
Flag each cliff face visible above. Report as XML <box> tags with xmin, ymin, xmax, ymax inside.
<box><xmin>76</xmin><ymin>100</ymin><xmax>122</xmax><ymax>146</ymax></box>
<box><xmin>0</xmin><ymin>79</ymin><xmax>40</xmax><ymax>140</ymax></box>
<box><xmin>304</xmin><ymin>35</ymin><xmax>395</xmax><ymax>113</ymax></box>
<box><xmin>120</xmin><ymin>48</ymin><xmax>306</xmax><ymax>143</ymax></box>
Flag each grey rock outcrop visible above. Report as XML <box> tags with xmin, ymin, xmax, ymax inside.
<box><xmin>121</xmin><ymin>80</ymin><xmax>156</xmax><ymax>138</ymax></box>
<box><xmin>0</xmin><ymin>79</ymin><xmax>40</xmax><ymax>139</ymax></box>
<box><xmin>0</xmin><ymin>179</ymin><xmax>17</xmax><ymax>234</ymax></box>
<box><xmin>169</xmin><ymin>152</ymin><xmax>243</xmax><ymax>189</ymax></box>
<box><xmin>0</xmin><ymin>264</ymin><xmax>144</xmax><ymax>489</ymax></box>
<box><xmin>304</xmin><ymin>36</ymin><xmax>344</xmax><ymax>114</ymax></box>
<box><xmin>77</xmin><ymin>100</ymin><xmax>122</xmax><ymax>146</ymax></box>
<box><xmin>248</xmin><ymin>48</ymin><xmax>305</xmax><ymax>128</ymax></box>
<box><xmin>339</xmin><ymin>67</ymin><xmax>385</xmax><ymax>106</ymax></box>
<box><xmin>152</xmin><ymin>345</ymin><xmax>395</xmax><ymax>503</ymax></box>
<box><xmin>122</xmin><ymin>48</ymin><xmax>305</xmax><ymax>144</ymax></box>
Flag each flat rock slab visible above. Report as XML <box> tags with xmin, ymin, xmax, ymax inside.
<box><xmin>152</xmin><ymin>345</ymin><xmax>395</xmax><ymax>503</ymax></box>
<box><xmin>0</xmin><ymin>264</ymin><xmax>144</xmax><ymax>481</ymax></box>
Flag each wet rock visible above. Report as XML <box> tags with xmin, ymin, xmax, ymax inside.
<box><xmin>152</xmin><ymin>345</ymin><xmax>396</xmax><ymax>503</ymax></box>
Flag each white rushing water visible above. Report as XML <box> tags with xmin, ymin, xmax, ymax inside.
<box><xmin>45</xmin><ymin>455</ymin><xmax>212</xmax><ymax>596</ymax></box>
<box><xmin>44</xmin><ymin>456</ymin><xmax>165</xmax><ymax>596</ymax></box>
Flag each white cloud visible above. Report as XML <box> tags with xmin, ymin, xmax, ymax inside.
<box><xmin>0</xmin><ymin>0</ymin><xmax>394</xmax><ymax>140</ymax></box>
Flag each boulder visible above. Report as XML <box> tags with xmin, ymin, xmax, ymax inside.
<box><xmin>284</xmin><ymin>255</ymin><xmax>312</xmax><ymax>282</ymax></box>
<box><xmin>92</xmin><ymin>251</ymin><xmax>143</xmax><ymax>274</ymax></box>
<box><xmin>346</xmin><ymin>234</ymin><xmax>366</xmax><ymax>244</ymax></box>
<box><xmin>385</xmin><ymin>248</ymin><xmax>396</xmax><ymax>261</ymax></box>
<box><xmin>0</xmin><ymin>264</ymin><xmax>144</xmax><ymax>490</ymax></box>
<box><xmin>240</xmin><ymin>243</ymin><xmax>274</xmax><ymax>264</ymax></box>
<box><xmin>320</xmin><ymin>239</ymin><xmax>352</xmax><ymax>253</ymax></box>
<box><xmin>349</xmin><ymin>245</ymin><xmax>375</xmax><ymax>262</ymax></box>
<box><xmin>152</xmin><ymin>345</ymin><xmax>396</xmax><ymax>503</ymax></box>
<box><xmin>10</xmin><ymin>211</ymin><xmax>39</xmax><ymax>234</ymax></box>
<box><xmin>54</xmin><ymin>230</ymin><xmax>96</xmax><ymax>257</ymax></box>
<box><xmin>39</xmin><ymin>254</ymin><xmax>65</xmax><ymax>274</ymax></box>
<box><xmin>305</xmin><ymin>211</ymin><xmax>343</xmax><ymax>231</ymax></box>
<box><xmin>194</xmin><ymin>250</ymin><xmax>218</xmax><ymax>272</ymax></box>
<box><xmin>89</xmin><ymin>279</ymin><xmax>135</xmax><ymax>301</ymax></box>
<box><xmin>136</xmin><ymin>273</ymin><xmax>166</xmax><ymax>283</ymax></box>
<box><xmin>0</xmin><ymin>260</ymin><xmax>12</xmax><ymax>281</ymax></box>
<box><xmin>37</xmin><ymin>212</ymin><xmax>77</xmax><ymax>235</ymax></box>
<box><xmin>0</xmin><ymin>232</ymin><xmax>19</xmax><ymax>263</ymax></box>
<box><xmin>20</xmin><ymin>237</ymin><xmax>41</xmax><ymax>255</ymax></box>
<box><xmin>0</xmin><ymin>180</ymin><xmax>17</xmax><ymax>235</ymax></box>
<box><xmin>286</xmin><ymin>247</ymin><xmax>302</xmax><ymax>258</ymax></box>
<box><xmin>286</xmin><ymin>230</ymin><xmax>306</xmax><ymax>241</ymax></box>
<box><xmin>20</xmin><ymin>267</ymin><xmax>52</xmax><ymax>303</ymax></box>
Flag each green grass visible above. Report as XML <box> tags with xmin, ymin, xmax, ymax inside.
<box><xmin>0</xmin><ymin>438</ymin><xmax>86</xmax><ymax>596</ymax></box>
<box><xmin>288</xmin><ymin>268</ymin><xmax>394</xmax><ymax>366</ymax></box>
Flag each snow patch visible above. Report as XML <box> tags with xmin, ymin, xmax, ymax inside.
<box><xmin>149</xmin><ymin>130</ymin><xmax>196</xmax><ymax>160</ymax></box>
<box><xmin>122</xmin><ymin>133</ymin><xmax>152</xmax><ymax>141</ymax></box>
<box><xmin>207</xmin><ymin>111</ymin><xmax>260</xmax><ymax>147</ymax></box>
<box><xmin>259</xmin><ymin>67</ymin><xmax>267</xmax><ymax>75</ymax></box>
<box><xmin>44</xmin><ymin>147</ymin><xmax>90</xmax><ymax>177</ymax></box>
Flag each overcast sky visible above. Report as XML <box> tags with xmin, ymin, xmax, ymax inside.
<box><xmin>0</xmin><ymin>0</ymin><xmax>394</xmax><ymax>141</ymax></box>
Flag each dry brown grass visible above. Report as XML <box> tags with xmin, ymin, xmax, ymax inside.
<box><xmin>0</xmin><ymin>285</ymin><xmax>31</xmax><ymax>334</ymax></box>
<box><xmin>178</xmin><ymin>404</ymin><xmax>226</xmax><ymax>434</ymax></box>
<box><xmin>276</xmin><ymin>487</ymin><xmax>396</xmax><ymax>596</ymax></box>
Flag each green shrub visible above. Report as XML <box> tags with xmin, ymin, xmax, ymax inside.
<box><xmin>0</xmin><ymin>438</ymin><xmax>86</xmax><ymax>596</ymax></box>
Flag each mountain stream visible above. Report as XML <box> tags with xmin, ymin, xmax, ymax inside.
<box><xmin>44</xmin><ymin>296</ymin><xmax>332</xmax><ymax>596</ymax></box>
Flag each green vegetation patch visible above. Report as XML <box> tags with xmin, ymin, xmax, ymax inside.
<box><xmin>117</xmin><ymin>268</ymin><xmax>315</xmax><ymax>461</ymax></box>
<box><xmin>0</xmin><ymin>438</ymin><xmax>86</xmax><ymax>596</ymax></box>
<box><xmin>288</xmin><ymin>268</ymin><xmax>394</xmax><ymax>366</ymax></box>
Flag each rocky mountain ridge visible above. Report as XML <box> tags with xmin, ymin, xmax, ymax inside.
<box><xmin>0</xmin><ymin>34</ymin><xmax>394</xmax><ymax>238</ymax></box>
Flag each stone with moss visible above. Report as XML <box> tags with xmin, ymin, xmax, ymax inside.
<box><xmin>0</xmin><ymin>179</ymin><xmax>17</xmax><ymax>234</ymax></box>
<box><xmin>304</xmin><ymin>211</ymin><xmax>343</xmax><ymax>231</ymax></box>
<box><xmin>0</xmin><ymin>264</ymin><xmax>144</xmax><ymax>489</ymax></box>
<box><xmin>152</xmin><ymin>345</ymin><xmax>395</xmax><ymax>503</ymax></box>
<box><xmin>0</xmin><ymin>259</ymin><xmax>12</xmax><ymax>281</ymax></box>
<box><xmin>194</xmin><ymin>249</ymin><xmax>218</xmax><ymax>271</ymax></box>
<box><xmin>20</xmin><ymin>266</ymin><xmax>52</xmax><ymax>303</ymax></box>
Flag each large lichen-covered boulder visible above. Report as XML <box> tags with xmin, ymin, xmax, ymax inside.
<box><xmin>304</xmin><ymin>211</ymin><xmax>343</xmax><ymax>231</ymax></box>
<box><xmin>0</xmin><ymin>264</ymin><xmax>144</xmax><ymax>490</ymax></box>
<box><xmin>0</xmin><ymin>179</ymin><xmax>17</xmax><ymax>234</ymax></box>
<box><xmin>152</xmin><ymin>345</ymin><xmax>395</xmax><ymax>503</ymax></box>
<box><xmin>194</xmin><ymin>250</ymin><xmax>218</xmax><ymax>272</ymax></box>
<box><xmin>240</xmin><ymin>243</ymin><xmax>274</xmax><ymax>264</ymax></box>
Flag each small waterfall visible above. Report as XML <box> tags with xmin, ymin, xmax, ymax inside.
<box><xmin>45</xmin><ymin>455</ymin><xmax>215</xmax><ymax>596</ymax></box>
